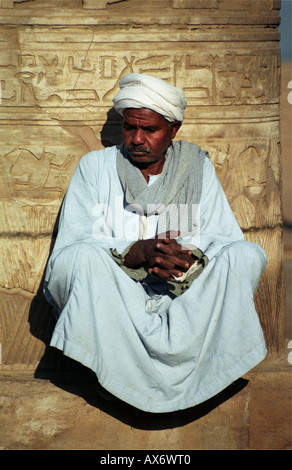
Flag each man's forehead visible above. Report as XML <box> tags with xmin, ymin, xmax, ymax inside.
<box><xmin>122</xmin><ymin>107</ymin><xmax>167</xmax><ymax>124</ymax></box>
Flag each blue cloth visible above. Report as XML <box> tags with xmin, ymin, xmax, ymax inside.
<box><xmin>44</xmin><ymin>145</ymin><xmax>267</xmax><ymax>412</ymax></box>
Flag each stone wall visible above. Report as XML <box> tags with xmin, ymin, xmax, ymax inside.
<box><xmin>0</xmin><ymin>0</ymin><xmax>285</xmax><ymax>371</ymax></box>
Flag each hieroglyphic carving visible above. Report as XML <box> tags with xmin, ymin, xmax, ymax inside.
<box><xmin>218</xmin><ymin>53</ymin><xmax>280</xmax><ymax>103</ymax></box>
<box><xmin>68</xmin><ymin>56</ymin><xmax>96</xmax><ymax>74</ymax></box>
<box><xmin>38</xmin><ymin>55</ymin><xmax>66</xmax><ymax>86</ymax></box>
<box><xmin>0</xmin><ymin>288</ymin><xmax>55</xmax><ymax>367</ymax></box>
<box><xmin>0</xmin><ymin>80</ymin><xmax>16</xmax><ymax>102</ymax></box>
<box><xmin>18</xmin><ymin>54</ymin><xmax>36</xmax><ymax>67</ymax></box>
<box><xmin>227</xmin><ymin>145</ymin><xmax>267</xmax><ymax>230</ymax></box>
<box><xmin>182</xmin><ymin>55</ymin><xmax>219</xmax><ymax>101</ymax></box>
<box><xmin>135</xmin><ymin>55</ymin><xmax>171</xmax><ymax>76</ymax></box>
<box><xmin>0</xmin><ymin>238</ymin><xmax>51</xmax><ymax>293</ymax></box>
<box><xmin>14</xmin><ymin>72</ymin><xmax>37</xmax><ymax>103</ymax></box>
<box><xmin>4</xmin><ymin>148</ymin><xmax>75</xmax><ymax>198</ymax></box>
<box><xmin>0</xmin><ymin>50</ymin><xmax>280</xmax><ymax>108</ymax></box>
<box><xmin>22</xmin><ymin>205</ymin><xmax>54</xmax><ymax>233</ymax></box>
<box><xmin>196</xmin><ymin>136</ymin><xmax>281</xmax><ymax>231</ymax></box>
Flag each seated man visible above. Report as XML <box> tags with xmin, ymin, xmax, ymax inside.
<box><xmin>44</xmin><ymin>73</ymin><xmax>267</xmax><ymax>413</ymax></box>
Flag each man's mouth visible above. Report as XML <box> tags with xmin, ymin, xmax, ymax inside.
<box><xmin>128</xmin><ymin>146</ymin><xmax>151</xmax><ymax>156</ymax></box>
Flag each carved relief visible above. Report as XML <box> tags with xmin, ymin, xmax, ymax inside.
<box><xmin>0</xmin><ymin>290</ymin><xmax>51</xmax><ymax>367</ymax></box>
<box><xmin>0</xmin><ymin>122</ymin><xmax>90</xmax><ymax>239</ymax></box>
<box><xmin>14</xmin><ymin>72</ymin><xmax>37</xmax><ymax>103</ymax></box>
<box><xmin>0</xmin><ymin>50</ymin><xmax>280</xmax><ymax>109</ymax></box>
<box><xmin>4</xmin><ymin>148</ymin><xmax>75</xmax><ymax>198</ymax></box>
<box><xmin>229</xmin><ymin>145</ymin><xmax>266</xmax><ymax>229</ymax></box>
<box><xmin>218</xmin><ymin>53</ymin><xmax>280</xmax><ymax>104</ymax></box>
<box><xmin>0</xmin><ymin>80</ymin><xmax>16</xmax><ymax>102</ymax></box>
<box><xmin>69</xmin><ymin>56</ymin><xmax>96</xmax><ymax>74</ymax></box>
<box><xmin>38</xmin><ymin>55</ymin><xmax>66</xmax><ymax>86</ymax></box>
<box><xmin>190</xmin><ymin>135</ymin><xmax>281</xmax><ymax>231</ymax></box>
<box><xmin>0</xmin><ymin>238</ymin><xmax>51</xmax><ymax>293</ymax></box>
<box><xmin>22</xmin><ymin>205</ymin><xmax>54</xmax><ymax>233</ymax></box>
<box><xmin>182</xmin><ymin>55</ymin><xmax>219</xmax><ymax>101</ymax></box>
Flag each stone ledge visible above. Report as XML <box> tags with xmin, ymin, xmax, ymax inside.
<box><xmin>0</xmin><ymin>357</ymin><xmax>290</xmax><ymax>450</ymax></box>
<box><xmin>0</xmin><ymin>370</ymin><xmax>250</xmax><ymax>450</ymax></box>
<box><xmin>244</xmin><ymin>358</ymin><xmax>292</xmax><ymax>450</ymax></box>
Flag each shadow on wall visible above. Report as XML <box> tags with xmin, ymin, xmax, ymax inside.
<box><xmin>100</xmin><ymin>107</ymin><xmax>123</xmax><ymax>147</ymax></box>
<box><xmin>28</xmin><ymin>108</ymin><xmax>248</xmax><ymax>430</ymax></box>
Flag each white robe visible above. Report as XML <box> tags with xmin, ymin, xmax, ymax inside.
<box><xmin>44</xmin><ymin>145</ymin><xmax>267</xmax><ymax>413</ymax></box>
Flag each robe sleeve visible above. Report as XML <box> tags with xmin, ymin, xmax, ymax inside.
<box><xmin>110</xmin><ymin>243</ymin><xmax>208</xmax><ymax>297</ymax></box>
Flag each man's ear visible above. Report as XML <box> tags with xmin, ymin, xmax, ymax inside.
<box><xmin>171</xmin><ymin>121</ymin><xmax>182</xmax><ymax>139</ymax></box>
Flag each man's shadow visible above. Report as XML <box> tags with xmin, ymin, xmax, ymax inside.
<box><xmin>28</xmin><ymin>108</ymin><xmax>249</xmax><ymax>431</ymax></box>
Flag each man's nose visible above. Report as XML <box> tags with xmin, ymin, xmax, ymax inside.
<box><xmin>131</xmin><ymin>128</ymin><xmax>144</xmax><ymax>145</ymax></box>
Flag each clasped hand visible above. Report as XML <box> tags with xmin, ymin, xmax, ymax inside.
<box><xmin>123</xmin><ymin>231</ymin><xmax>195</xmax><ymax>281</ymax></box>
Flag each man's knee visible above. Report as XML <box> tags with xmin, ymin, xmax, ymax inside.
<box><xmin>220</xmin><ymin>240</ymin><xmax>267</xmax><ymax>279</ymax></box>
<box><xmin>50</xmin><ymin>243</ymin><xmax>109</xmax><ymax>285</ymax></box>
<box><xmin>56</xmin><ymin>242</ymin><xmax>106</xmax><ymax>263</ymax></box>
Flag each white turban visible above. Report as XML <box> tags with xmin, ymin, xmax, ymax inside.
<box><xmin>112</xmin><ymin>73</ymin><xmax>187</xmax><ymax>122</ymax></box>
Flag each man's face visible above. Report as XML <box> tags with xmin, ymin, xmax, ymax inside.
<box><xmin>122</xmin><ymin>108</ymin><xmax>181</xmax><ymax>166</ymax></box>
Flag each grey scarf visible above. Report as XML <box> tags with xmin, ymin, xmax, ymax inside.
<box><xmin>116</xmin><ymin>140</ymin><xmax>207</xmax><ymax>239</ymax></box>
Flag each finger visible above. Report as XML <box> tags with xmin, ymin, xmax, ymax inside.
<box><xmin>148</xmin><ymin>266</ymin><xmax>184</xmax><ymax>280</ymax></box>
<box><xmin>154</xmin><ymin>256</ymin><xmax>176</xmax><ymax>270</ymax></box>
<box><xmin>156</xmin><ymin>242</ymin><xmax>183</xmax><ymax>256</ymax></box>
<box><xmin>157</xmin><ymin>243</ymin><xmax>192</xmax><ymax>259</ymax></box>
<box><xmin>155</xmin><ymin>254</ymin><xmax>190</xmax><ymax>271</ymax></box>
<box><xmin>148</xmin><ymin>267</ymin><xmax>170</xmax><ymax>280</ymax></box>
<box><xmin>155</xmin><ymin>243</ymin><xmax>176</xmax><ymax>255</ymax></box>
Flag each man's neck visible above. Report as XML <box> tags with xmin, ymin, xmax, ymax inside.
<box><xmin>136</xmin><ymin>156</ymin><xmax>166</xmax><ymax>182</ymax></box>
